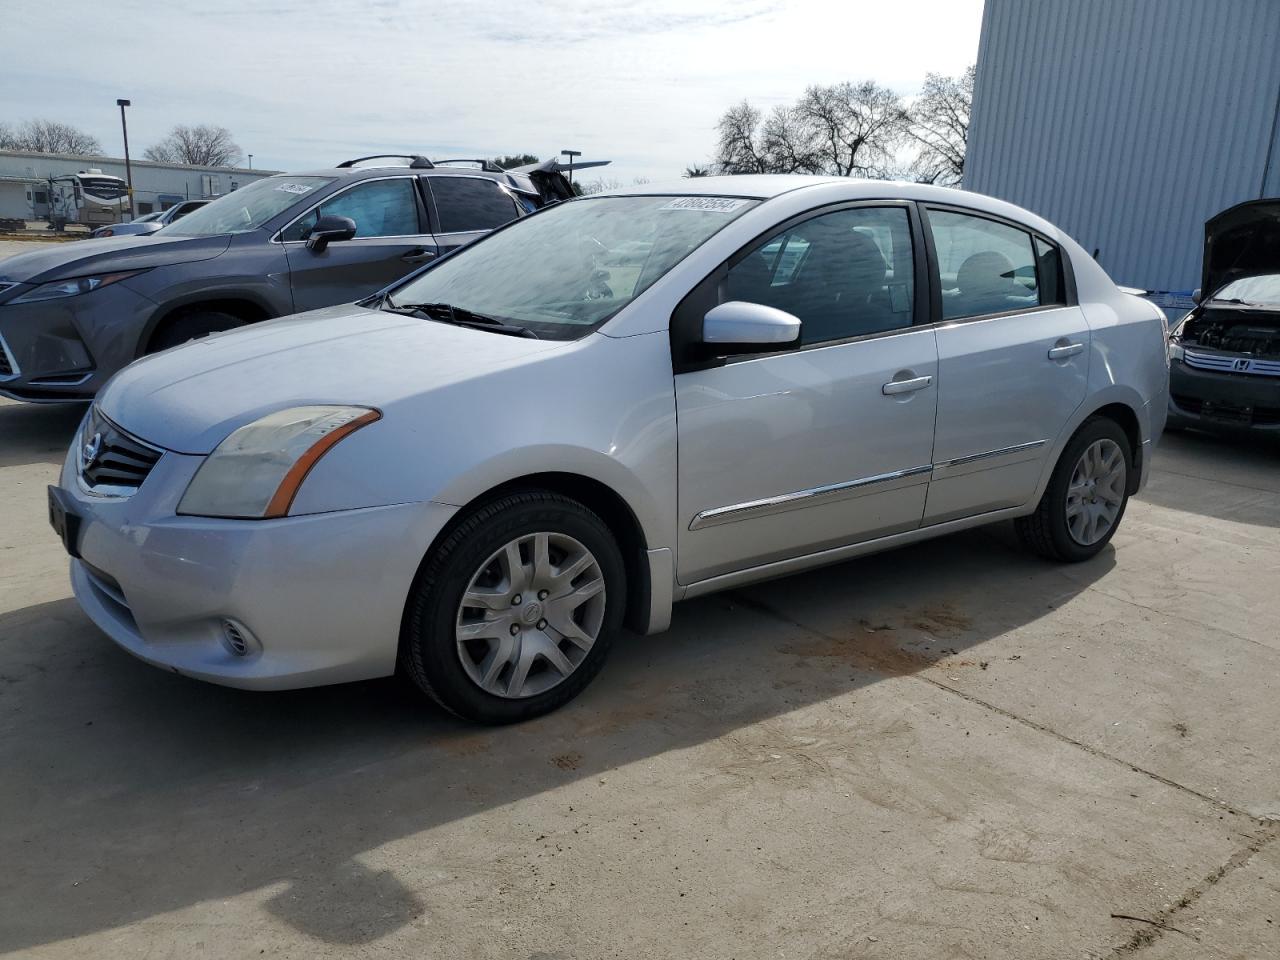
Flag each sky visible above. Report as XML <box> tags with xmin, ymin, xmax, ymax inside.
<box><xmin>2</xmin><ymin>0</ymin><xmax>985</xmax><ymax>185</ymax></box>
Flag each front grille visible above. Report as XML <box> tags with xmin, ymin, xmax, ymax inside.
<box><xmin>0</xmin><ymin>332</ymin><xmax>17</xmax><ymax>380</ymax></box>
<box><xmin>1183</xmin><ymin>348</ymin><xmax>1280</xmax><ymax>378</ymax></box>
<box><xmin>78</xmin><ymin>407</ymin><xmax>163</xmax><ymax>492</ymax></box>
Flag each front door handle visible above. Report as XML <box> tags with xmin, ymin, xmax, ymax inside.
<box><xmin>401</xmin><ymin>247</ymin><xmax>436</xmax><ymax>263</ymax></box>
<box><xmin>1048</xmin><ymin>342</ymin><xmax>1084</xmax><ymax>360</ymax></box>
<box><xmin>882</xmin><ymin>375</ymin><xmax>933</xmax><ymax>396</ymax></box>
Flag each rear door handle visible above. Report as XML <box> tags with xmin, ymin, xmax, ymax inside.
<box><xmin>1048</xmin><ymin>342</ymin><xmax>1084</xmax><ymax>360</ymax></box>
<box><xmin>882</xmin><ymin>375</ymin><xmax>933</xmax><ymax>396</ymax></box>
<box><xmin>401</xmin><ymin>247</ymin><xmax>436</xmax><ymax>263</ymax></box>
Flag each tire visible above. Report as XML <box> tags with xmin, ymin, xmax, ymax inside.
<box><xmin>400</xmin><ymin>491</ymin><xmax>626</xmax><ymax>724</ymax></box>
<box><xmin>147</xmin><ymin>310</ymin><xmax>244</xmax><ymax>353</ymax></box>
<box><xmin>1016</xmin><ymin>416</ymin><xmax>1133</xmax><ymax>562</ymax></box>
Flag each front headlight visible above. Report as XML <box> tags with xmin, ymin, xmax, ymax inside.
<box><xmin>178</xmin><ymin>405</ymin><xmax>381</xmax><ymax>519</ymax></box>
<box><xmin>9</xmin><ymin>269</ymin><xmax>148</xmax><ymax>304</ymax></box>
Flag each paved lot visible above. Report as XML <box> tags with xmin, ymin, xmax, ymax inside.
<box><xmin>1</xmin><ymin>230</ymin><xmax>1277</xmax><ymax>958</ymax></box>
<box><xmin>1</xmin><ymin>398</ymin><xmax>1277</xmax><ymax>959</ymax></box>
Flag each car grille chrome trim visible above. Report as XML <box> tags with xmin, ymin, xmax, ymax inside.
<box><xmin>1183</xmin><ymin>348</ymin><xmax>1280</xmax><ymax>378</ymax></box>
<box><xmin>0</xmin><ymin>331</ymin><xmax>18</xmax><ymax>380</ymax></box>
<box><xmin>77</xmin><ymin>406</ymin><xmax>165</xmax><ymax>497</ymax></box>
<box><xmin>689</xmin><ymin>465</ymin><xmax>934</xmax><ymax>531</ymax></box>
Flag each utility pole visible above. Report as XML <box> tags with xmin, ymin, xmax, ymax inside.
<box><xmin>248</xmin><ymin>154</ymin><xmax>253</xmax><ymax>170</ymax></box>
<box><xmin>116</xmin><ymin>99</ymin><xmax>135</xmax><ymax>220</ymax></box>
<box><xmin>561</xmin><ymin>149</ymin><xmax>581</xmax><ymax>188</ymax></box>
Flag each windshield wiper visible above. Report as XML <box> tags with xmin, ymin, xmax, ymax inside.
<box><xmin>382</xmin><ymin>300</ymin><xmax>539</xmax><ymax>339</ymax></box>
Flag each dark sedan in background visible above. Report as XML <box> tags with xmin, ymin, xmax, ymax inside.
<box><xmin>1168</xmin><ymin>200</ymin><xmax>1280</xmax><ymax>435</ymax></box>
<box><xmin>0</xmin><ymin>156</ymin><xmax>589</xmax><ymax>402</ymax></box>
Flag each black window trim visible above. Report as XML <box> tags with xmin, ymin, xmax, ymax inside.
<box><xmin>670</xmin><ymin>198</ymin><xmax>931</xmax><ymax>374</ymax></box>
<box><xmin>271</xmin><ymin>174</ymin><xmax>430</xmax><ymax>244</ymax></box>
<box><xmin>420</xmin><ymin>172</ymin><xmax>524</xmax><ymax>237</ymax></box>
<box><xmin>916</xmin><ymin>201</ymin><xmax>1077</xmax><ymax>328</ymax></box>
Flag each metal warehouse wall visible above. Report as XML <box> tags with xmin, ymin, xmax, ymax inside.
<box><xmin>965</xmin><ymin>0</ymin><xmax>1280</xmax><ymax>293</ymax></box>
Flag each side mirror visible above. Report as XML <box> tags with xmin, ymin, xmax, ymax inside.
<box><xmin>305</xmin><ymin>214</ymin><xmax>357</xmax><ymax>253</ymax></box>
<box><xmin>702</xmin><ymin>301</ymin><xmax>801</xmax><ymax>354</ymax></box>
<box><xmin>1191</xmin><ymin>288</ymin><xmax>1202</xmax><ymax>304</ymax></box>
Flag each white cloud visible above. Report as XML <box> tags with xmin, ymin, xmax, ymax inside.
<box><xmin>1</xmin><ymin>0</ymin><xmax>984</xmax><ymax>183</ymax></box>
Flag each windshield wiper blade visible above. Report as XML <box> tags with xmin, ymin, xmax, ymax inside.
<box><xmin>383</xmin><ymin>301</ymin><xmax>539</xmax><ymax>338</ymax></box>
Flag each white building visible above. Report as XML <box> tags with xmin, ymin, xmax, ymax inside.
<box><xmin>0</xmin><ymin>149</ymin><xmax>279</xmax><ymax>222</ymax></box>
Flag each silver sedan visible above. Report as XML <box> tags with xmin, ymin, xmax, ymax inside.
<box><xmin>51</xmin><ymin>176</ymin><xmax>1169</xmax><ymax>723</ymax></box>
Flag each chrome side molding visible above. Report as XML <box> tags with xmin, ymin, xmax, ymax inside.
<box><xmin>689</xmin><ymin>439</ymin><xmax>1051</xmax><ymax>531</ymax></box>
<box><xmin>935</xmin><ymin>438</ymin><xmax>1047</xmax><ymax>469</ymax></box>
<box><xmin>689</xmin><ymin>464</ymin><xmax>933</xmax><ymax>530</ymax></box>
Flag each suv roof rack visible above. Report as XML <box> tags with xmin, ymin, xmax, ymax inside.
<box><xmin>337</xmin><ymin>154</ymin><xmax>435</xmax><ymax>169</ymax></box>
<box><xmin>435</xmin><ymin>159</ymin><xmax>505</xmax><ymax>172</ymax></box>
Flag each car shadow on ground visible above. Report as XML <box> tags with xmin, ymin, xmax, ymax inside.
<box><xmin>1140</xmin><ymin>427</ymin><xmax>1280</xmax><ymax>528</ymax></box>
<box><xmin>0</xmin><ymin>401</ymin><xmax>84</xmax><ymax>469</ymax></box>
<box><xmin>0</xmin><ymin>525</ymin><xmax>1115</xmax><ymax>951</ymax></box>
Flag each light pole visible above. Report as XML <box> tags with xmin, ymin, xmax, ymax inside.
<box><xmin>247</xmin><ymin>154</ymin><xmax>253</xmax><ymax>170</ymax></box>
<box><xmin>116</xmin><ymin>98</ymin><xmax>135</xmax><ymax>220</ymax></box>
<box><xmin>561</xmin><ymin>149</ymin><xmax>581</xmax><ymax>188</ymax></box>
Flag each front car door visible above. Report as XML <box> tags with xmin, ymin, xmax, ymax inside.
<box><xmin>279</xmin><ymin>176</ymin><xmax>437</xmax><ymax>311</ymax></box>
<box><xmin>422</xmin><ymin>174</ymin><xmax>526</xmax><ymax>257</ymax></box>
<box><xmin>673</xmin><ymin>202</ymin><xmax>939</xmax><ymax>585</ymax></box>
<box><xmin>921</xmin><ymin>206</ymin><xmax>1089</xmax><ymax>523</ymax></box>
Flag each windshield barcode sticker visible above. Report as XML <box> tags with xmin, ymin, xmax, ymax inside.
<box><xmin>275</xmin><ymin>183</ymin><xmax>314</xmax><ymax>195</ymax></box>
<box><xmin>661</xmin><ymin>197</ymin><xmax>750</xmax><ymax>213</ymax></box>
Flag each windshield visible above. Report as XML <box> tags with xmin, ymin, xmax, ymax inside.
<box><xmin>158</xmin><ymin>176</ymin><xmax>333</xmax><ymax>237</ymax></box>
<box><xmin>387</xmin><ymin>195</ymin><xmax>758</xmax><ymax>339</ymax></box>
<box><xmin>1212</xmin><ymin>274</ymin><xmax>1280</xmax><ymax>306</ymax></box>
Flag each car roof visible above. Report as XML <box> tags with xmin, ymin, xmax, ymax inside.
<box><xmin>599</xmin><ymin>175</ymin><xmax>1062</xmax><ymax>237</ymax></box>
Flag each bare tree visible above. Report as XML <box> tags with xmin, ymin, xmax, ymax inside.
<box><xmin>907</xmin><ymin>66</ymin><xmax>974</xmax><ymax>186</ymax></box>
<box><xmin>714</xmin><ymin>102</ymin><xmax>771</xmax><ymax>174</ymax></box>
<box><xmin>0</xmin><ymin>118</ymin><xmax>102</xmax><ymax>154</ymax></box>
<box><xmin>713</xmin><ymin>82</ymin><xmax>907</xmax><ymax>178</ymax></box>
<box><xmin>144</xmin><ymin>124</ymin><xmax>242</xmax><ymax>167</ymax></box>
<box><xmin>683</xmin><ymin>165</ymin><xmax>711</xmax><ymax>178</ymax></box>
<box><xmin>797</xmin><ymin>81</ymin><xmax>908</xmax><ymax>178</ymax></box>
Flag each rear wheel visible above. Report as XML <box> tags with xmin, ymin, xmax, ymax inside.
<box><xmin>400</xmin><ymin>491</ymin><xmax>625</xmax><ymax>724</ymax></box>
<box><xmin>147</xmin><ymin>309</ymin><xmax>244</xmax><ymax>353</ymax></box>
<box><xmin>1016</xmin><ymin>417</ymin><xmax>1132</xmax><ymax>562</ymax></box>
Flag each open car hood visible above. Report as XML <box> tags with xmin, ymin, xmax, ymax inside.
<box><xmin>1203</xmin><ymin>199</ymin><xmax>1280</xmax><ymax>298</ymax></box>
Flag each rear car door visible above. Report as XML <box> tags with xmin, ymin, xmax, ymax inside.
<box><xmin>921</xmin><ymin>205</ymin><xmax>1088</xmax><ymax>523</ymax></box>
<box><xmin>423</xmin><ymin>175</ymin><xmax>525</xmax><ymax>256</ymax></box>
<box><xmin>279</xmin><ymin>176</ymin><xmax>437</xmax><ymax>311</ymax></box>
<box><xmin>673</xmin><ymin>202</ymin><xmax>939</xmax><ymax>585</ymax></box>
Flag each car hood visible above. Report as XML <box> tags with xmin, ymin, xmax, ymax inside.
<box><xmin>0</xmin><ymin>233</ymin><xmax>231</xmax><ymax>284</ymax></box>
<box><xmin>97</xmin><ymin>303</ymin><xmax>563</xmax><ymax>454</ymax></box>
<box><xmin>1203</xmin><ymin>199</ymin><xmax>1280</xmax><ymax>298</ymax></box>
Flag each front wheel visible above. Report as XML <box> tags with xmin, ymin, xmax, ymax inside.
<box><xmin>147</xmin><ymin>310</ymin><xmax>244</xmax><ymax>353</ymax></box>
<box><xmin>400</xmin><ymin>491</ymin><xmax>626</xmax><ymax>723</ymax></box>
<box><xmin>1016</xmin><ymin>417</ymin><xmax>1133</xmax><ymax>562</ymax></box>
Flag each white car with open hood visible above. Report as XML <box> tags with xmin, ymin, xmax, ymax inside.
<box><xmin>49</xmin><ymin>176</ymin><xmax>1169</xmax><ymax>723</ymax></box>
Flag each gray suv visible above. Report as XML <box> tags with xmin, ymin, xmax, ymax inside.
<box><xmin>0</xmin><ymin>156</ymin><xmax>579</xmax><ymax>402</ymax></box>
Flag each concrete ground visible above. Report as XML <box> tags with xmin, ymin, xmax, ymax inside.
<box><xmin>0</xmin><ymin>232</ymin><xmax>1277</xmax><ymax>957</ymax></box>
<box><xmin>2</xmin><ymin>402</ymin><xmax>1277</xmax><ymax>959</ymax></box>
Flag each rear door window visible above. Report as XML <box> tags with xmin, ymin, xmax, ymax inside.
<box><xmin>926</xmin><ymin>209</ymin><xmax>1043</xmax><ymax>320</ymax></box>
<box><xmin>428</xmin><ymin>177</ymin><xmax>521</xmax><ymax>233</ymax></box>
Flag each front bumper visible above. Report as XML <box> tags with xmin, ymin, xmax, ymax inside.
<box><xmin>0</xmin><ymin>283</ymin><xmax>155</xmax><ymax>402</ymax></box>
<box><xmin>1168</xmin><ymin>359</ymin><xmax>1280</xmax><ymax>433</ymax></box>
<box><xmin>59</xmin><ymin>445</ymin><xmax>458</xmax><ymax>689</ymax></box>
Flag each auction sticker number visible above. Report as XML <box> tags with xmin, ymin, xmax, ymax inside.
<box><xmin>661</xmin><ymin>197</ymin><xmax>750</xmax><ymax>213</ymax></box>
